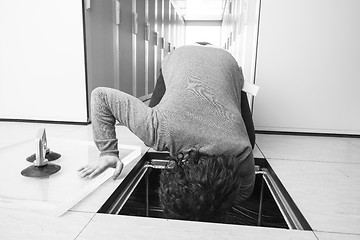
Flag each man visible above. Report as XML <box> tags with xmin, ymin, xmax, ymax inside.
<box><xmin>79</xmin><ymin>44</ymin><xmax>255</xmax><ymax>222</ymax></box>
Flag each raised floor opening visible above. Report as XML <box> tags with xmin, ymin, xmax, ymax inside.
<box><xmin>98</xmin><ymin>152</ymin><xmax>312</xmax><ymax>230</ymax></box>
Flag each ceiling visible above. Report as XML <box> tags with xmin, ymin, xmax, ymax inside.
<box><xmin>171</xmin><ymin>0</ymin><xmax>227</xmax><ymax>21</ymax></box>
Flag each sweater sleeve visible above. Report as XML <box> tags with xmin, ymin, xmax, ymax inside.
<box><xmin>91</xmin><ymin>87</ymin><xmax>157</xmax><ymax>157</ymax></box>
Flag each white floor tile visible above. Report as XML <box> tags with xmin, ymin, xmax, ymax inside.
<box><xmin>77</xmin><ymin>214</ymin><xmax>317</xmax><ymax>240</ymax></box>
<box><xmin>315</xmin><ymin>231</ymin><xmax>360</xmax><ymax>240</ymax></box>
<box><xmin>0</xmin><ymin>208</ymin><xmax>94</xmax><ymax>240</ymax></box>
<box><xmin>346</xmin><ymin>138</ymin><xmax>360</xmax><ymax>149</ymax></box>
<box><xmin>269</xmin><ymin>159</ymin><xmax>360</xmax><ymax>234</ymax></box>
<box><xmin>0</xmin><ymin>122</ymin><xmax>82</xmax><ymax>150</ymax></box>
<box><xmin>256</xmin><ymin>134</ymin><xmax>360</xmax><ymax>163</ymax></box>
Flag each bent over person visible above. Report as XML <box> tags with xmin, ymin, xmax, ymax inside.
<box><xmin>78</xmin><ymin>45</ymin><xmax>256</xmax><ymax>223</ymax></box>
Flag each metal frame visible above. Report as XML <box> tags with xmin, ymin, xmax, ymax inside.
<box><xmin>98</xmin><ymin>154</ymin><xmax>312</xmax><ymax>231</ymax></box>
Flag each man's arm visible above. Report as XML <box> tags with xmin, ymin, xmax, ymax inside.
<box><xmin>79</xmin><ymin>87</ymin><xmax>156</xmax><ymax>179</ymax></box>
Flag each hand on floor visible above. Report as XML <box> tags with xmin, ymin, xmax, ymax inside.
<box><xmin>78</xmin><ymin>155</ymin><xmax>123</xmax><ymax>180</ymax></box>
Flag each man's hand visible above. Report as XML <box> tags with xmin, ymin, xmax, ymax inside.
<box><xmin>78</xmin><ymin>155</ymin><xmax>124</xmax><ymax>180</ymax></box>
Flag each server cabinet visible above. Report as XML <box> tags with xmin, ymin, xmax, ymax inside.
<box><xmin>135</xmin><ymin>0</ymin><xmax>146</xmax><ymax>97</ymax></box>
<box><xmin>84</xmin><ymin>0</ymin><xmax>120</xmax><ymax>97</ymax></box>
<box><xmin>0</xmin><ymin>0</ymin><xmax>88</xmax><ymax>123</ymax></box>
<box><xmin>253</xmin><ymin>0</ymin><xmax>360</xmax><ymax>135</ymax></box>
<box><xmin>163</xmin><ymin>0</ymin><xmax>170</xmax><ymax>57</ymax></box>
<box><xmin>116</xmin><ymin>0</ymin><xmax>135</xmax><ymax>96</ymax></box>
<box><xmin>86</xmin><ymin>0</ymin><xmax>137</xmax><ymax>97</ymax></box>
<box><xmin>170</xmin><ymin>4</ymin><xmax>176</xmax><ymax>50</ymax></box>
<box><xmin>147</xmin><ymin>0</ymin><xmax>156</xmax><ymax>94</ymax></box>
<box><xmin>174</xmin><ymin>13</ymin><xmax>179</xmax><ymax>49</ymax></box>
<box><xmin>156</xmin><ymin>0</ymin><xmax>164</xmax><ymax>75</ymax></box>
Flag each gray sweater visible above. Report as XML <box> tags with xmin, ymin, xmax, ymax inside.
<box><xmin>91</xmin><ymin>45</ymin><xmax>252</xmax><ymax>163</ymax></box>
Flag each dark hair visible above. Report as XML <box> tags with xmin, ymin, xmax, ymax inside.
<box><xmin>158</xmin><ymin>151</ymin><xmax>243</xmax><ymax>223</ymax></box>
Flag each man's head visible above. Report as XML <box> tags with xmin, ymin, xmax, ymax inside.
<box><xmin>158</xmin><ymin>151</ymin><xmax>245</xmax><ymax>223</ymax></box>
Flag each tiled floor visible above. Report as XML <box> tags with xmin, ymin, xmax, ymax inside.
<box><xmin>77</xmin><ymin>214</ymin><xmax>318</xmax><ymax>240</ymax></box>
<box><xmin>256</xmin><ymin>134</ymin><xmax>360</xmax><ymax>163</ymax></box>
<box><xmin>0</xmin><ymin>208</ymin><xmax>95</xmax><ymax>240</ymax></box>
<box><xmin>255</xmin><ymin>134</ymin><xmax>360</xmax><ymax>239</ymax></box>
<box><xmin>0</xmin><ymin>122</ymin><xmax>86</xmax><ymax>152</ymax></box>
<box><xmin>0</xmin><ymin>122</ymin><xmax>359</xmax><ymax>239</ymax></box>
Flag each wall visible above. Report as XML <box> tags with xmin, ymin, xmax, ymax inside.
<box><xmin>253</xmin><ymin>0</ymin><xmax>360</xmax><ymax>135</ymax></box>
<box><xmin>222</xmin><ymin>0</ymin><xmax>360</xmax><ymax>135</ymax></box>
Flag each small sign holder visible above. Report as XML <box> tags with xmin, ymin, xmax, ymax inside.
<box><xmin>21</xmin><ymin>128</ymin><xmax>61</xmax><ymax>178</ymax></box>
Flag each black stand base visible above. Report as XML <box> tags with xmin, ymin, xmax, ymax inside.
<box><xmin>26</xmin><ymin>151</ymin><xmax>61</xmax><ymax>162</ymax></box>
<box><xmin>21</xmin><ymin>164</ymin><xmax>61</xmax><ymax>178</ymax></box>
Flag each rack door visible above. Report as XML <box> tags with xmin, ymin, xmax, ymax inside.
<box><xmin>0</xmin><ymin>0</ymin><xmax>88</xmax><ymax>123</ymax></box>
